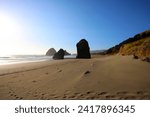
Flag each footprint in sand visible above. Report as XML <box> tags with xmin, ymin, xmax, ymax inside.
<box><xmin>41</xmin><ymin>93</ymin><xmax>45</xmax><ymax>96</ymax></box>
<box><xmin>124</xmin><ymin>96</ymin><xmax>136</xmax><ymax>100</ymax></box>
<box><xmin>105</xmin><ymin>95</ymin><xmax>116</xmax><ymax>99</ymax></box>
<box><xmin>116</xmin><ymin>91</ymin><xmax>127</xmax><ymax>95</ymax></box>
<box><xmin>63</xmin><ymin>95</ymin><xmax>67</xmax><ymax>99</ymax></box>
<box><xmin>64</xmin><ymin>90</ymin><xmax>71</xmax><ymax>95</ymax></box>
<box><xmin>53</xmin><ymin>96</ymin><xmax>60</xmax><ymax>99</ymax></box>
<box><xmin>98</xmin><ymin>92</ymin><xmax>108</xmax><ymax>95</ymax></box>
<box><xmin>32</xmin><ymin>80</ymin><xmax>37</xmax><ymax>83</ymax></box>
<box><xmin>71</xmin><ymin>93</ymin><xmax>85</xmax><ymax>98</ymax></box>
<box><xmin>84</xmin><ymin>70</ymin><xmax>91</xmax><ymax>75</ymax></box>
<box><xmin>16</xmin><ymin>97</ymin><xmax>20</xmax><ymax>99</ymax></box>
<box><xmin>74</xmin><ymin>92</ymin><xmax>80</xmax><ymax>95</ymax></box>
<box><xmin>10</xmin><ymin>94</ymin><xmax>14</xmax><ymax>96</ymax></box>
<box><xmin>39</xmin><ymin>94</ymin><xmax>46</xmax><ymax>99</ymax></box>
<box><xmin>33</xmin><ymin>94</ymin><xmax>38</xmax><ymax>97</ymax></box>
<box><xmin>19</xmin><ymin>97</ymin><xmax>23</xmax><ymax>99</ymax></box>
<box><xmin>79</xmin><ymin>70</ymin><xmax>90</xmax><ymax>77</ymax></box>
<box><xmin>86</xmin><ymin>91</ymin><xmax>91</xmax><ymax>94</ymax></box>
<box><xmin>68</xmin><ymin>95</ymin><xmax>76</xmax><ymax>98</ymax></box>
<box><xmin>9</xmin><ymin>92</ymin><xmax>23</xmax><ymax>100</ymax></box>
<box><xmin>136</xmin><ymin>91</ymin><xmax>144</xmax><ymax>95</ymax></box>
<box><xmin>45</xmin><ymin>72</ymin><xmax>49</xmax><ymax>75</ymax></box>
<box><xmin>8</xmin><ymin>90</ymin><xmax>15</xmax><ymax>97</ymax></box>
<box><xmin>58</xmin><ymin>70</ymin><xmax>62</xmax><ymax>72</ymax></box>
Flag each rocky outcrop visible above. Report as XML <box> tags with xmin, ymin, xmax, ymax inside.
<box><xmin>76</xmin><ymin>39</ymin><xmax>91</xmax><ymax>58</ymax></box>
<box><xmin>141</xmin><ymin>57</ymin><xmax>150</xmax><ymax>62</ymax></box>
<box><xmin>53</xmin><ymin>49</ymin><xmax>65</xmax><ymax>59</ymax></box>
<box><xmin>46</xmin><ymin>48</ymin><xmax>56</xmax><ymax>56</ymax></box>
<box><xmin>64</xmin><ymin>50</ymin><xmax>71</xmax><ymax>55</ymax></box>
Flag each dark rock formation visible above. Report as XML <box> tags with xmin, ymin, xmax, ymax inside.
<box><xmin>141</xmin><ymin>57</ymin><xmax>150</xmax><ymax>62</ymax></box>
<box><xmin>64</xmin><ymin>50</ymin><xmax>71</xmax><ymax>55</ymax></box>
<box><xmin>53</xmin><ymin>49</ymin><xmax>65</xmax><ymax>59</ymax></box>
<box><xmin>76</xmin><ymin>39</ymin><xmax>91</xmax><ymax>58</ymax></box>
<box><xmin>46</xmin><ymin>48</ymin><xmax>56</xmax><ymax>56</ymax></box>
<box><xmin>133</xmin><ymin>54</ymin><xmax>139</xmax><ymax>59</ymax></box>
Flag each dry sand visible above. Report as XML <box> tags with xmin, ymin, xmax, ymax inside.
<box><xmin>0</xmin><ymin>55</ymin><xmax>150</xmax><ymax>100</ymax></box>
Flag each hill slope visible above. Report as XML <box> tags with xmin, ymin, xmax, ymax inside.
<box><xmin>107</xmin><ymin>30</ymin><xmax>150</xmax><ymax>58</ymax></box>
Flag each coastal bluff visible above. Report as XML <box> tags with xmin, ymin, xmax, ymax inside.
<box><xmin>106</xmin><ymin>30</ymin><xmax>150</xmax><ymax>58</ymax></box>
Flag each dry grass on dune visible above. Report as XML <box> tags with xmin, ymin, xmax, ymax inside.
<box><xmin>119</xmin><ymin>37</ymin><xmax>150</xmax><ymax>57</ymax></box>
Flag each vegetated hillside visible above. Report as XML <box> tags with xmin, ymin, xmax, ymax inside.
<box><xmin>107</xmin><ymin>30</ymin><xmax>150</xmax><ymax>58</ymax></box>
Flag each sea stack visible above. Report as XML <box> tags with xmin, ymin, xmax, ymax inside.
<box><xmin>53</xmin><ymin>49</ymin><xmax>65</xmax><ymax>59</ymax></box>
<box><xmin>76</xmin><ymin>39</ymin><xmax>91</xmax><ymax>58</ymax></box>
<box><xmin>64</xmin><ymin>50</ymin><xmax>71</xmax><ymax>55</ymax></box>
<box><xmin>46</xmin><ymin>48</ymin><xmax>56</xmax><ymax>56</ymax></box>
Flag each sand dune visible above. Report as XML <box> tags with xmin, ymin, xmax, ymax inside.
<box><xmin>0</xmin><ymin>55</ymin><xmax>150</xmax><ymax>100</ymax></box>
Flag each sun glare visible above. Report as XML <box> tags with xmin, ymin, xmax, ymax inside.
<box><xmin>0</xmin><ymin>13</ymin><xmax>24</xmax><ymax>55</ymax></box>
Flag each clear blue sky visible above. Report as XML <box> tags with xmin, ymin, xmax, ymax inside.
<box><xmin>0</xmin><ymin>0</ymin><xmax>149</xmax><ymax>54</ymax></box>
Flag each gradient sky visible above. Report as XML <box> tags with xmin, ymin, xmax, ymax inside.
<box><xmin>0</xmin><ymin>0</ymin><xmax>149</xmax><ymax>55</ymax></box>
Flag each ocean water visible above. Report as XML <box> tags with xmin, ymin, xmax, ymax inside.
<box><xmin>0</xmin><ymin>55</ymin><xmax>76</xmax><ymax>65</ymax></box>
<box><xmin>0</xmin><ymin>55</ymin><xmax>51</xmax><ymax>65</ymax></box>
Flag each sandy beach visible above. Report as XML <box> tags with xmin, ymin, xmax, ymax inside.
<box><xmin>0</xmin><ymin>55</ymin><xmax>150</xmax><ymax>100</ymax></box>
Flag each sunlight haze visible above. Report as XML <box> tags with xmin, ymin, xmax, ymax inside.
<box><xmin>0</xmin><ymin>12</ymin><xmax>46</xmax><ymax>55</ymax></box>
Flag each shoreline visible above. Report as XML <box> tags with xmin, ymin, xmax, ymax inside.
<box><xmin>0</xmin><ymin>55</ymin><xmax>52</xmax><ymax>66</ymax></box>
<box><xmin>0</xmin><ymin>55</ymin><xmax>150</xmax><ymax>100</ymax></box>
<box><xmin>0</xmin><ymin>55</ymin><xmax>76</xmax><ymax>66</ymax></box>
<box><xmin>0</xmin><ymin>59</ymin><xmax>51</xmax><ymax>66</ymax></box>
